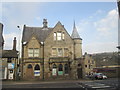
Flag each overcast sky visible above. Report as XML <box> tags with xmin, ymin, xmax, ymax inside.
<box><xmin>1</xmin><ymin>2</ymin><xmax>118</xmax><ymax>54</ymax></box>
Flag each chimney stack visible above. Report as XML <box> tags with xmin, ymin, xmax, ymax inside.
<box><xmin>13</xmin><ymin>37</ymin><xmax>16</xmax><ymax>51</ymax></box>
<box><xmin>43</xmin><ymin>19</ymin><xmax>48</xmax><ymax>28</ymax></box>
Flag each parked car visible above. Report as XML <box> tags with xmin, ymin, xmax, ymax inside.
<box><xmin>102</xmin><ymin>74</ymin><xmax>107</xmax><ymax>79</ymax></box>
<box><xmin>90</xmin><ymin>73</ymin><xmax>107</xmax><ymax>80</ymax></box>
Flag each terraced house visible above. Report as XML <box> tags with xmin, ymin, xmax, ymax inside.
<box><xmin>21</xmin><ymin>19</ymin><xmax>82</xmax><ymax>80</ymax></box>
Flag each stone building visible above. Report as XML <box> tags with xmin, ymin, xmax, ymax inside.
<box><xmin>21</xmin><ymin>19</ymin><xmax>82</xmax><ymax>80</ymax></box>
<box><xmin>0</xmin><ymin>23</ymin><xmax>4</xmax><ymax>80</ymax></box>
<box><xmin>82</xmin><ymin>52</ymin><xmax>96</xmax><ymax>78</ymax></box>
<box><xmin>1</xmin><ymin>37</ymin><xmax>18</xmax><ymax>80</ymax></box>
<box><xmin>0</xmin><ymin>23</ymin><xmax>4</xmax><ymax>49</ymax></box>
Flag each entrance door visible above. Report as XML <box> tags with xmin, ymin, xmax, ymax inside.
<box><xmin>26</xmin><ymin>64</ymin><xmax>34</xmax><ymax>79</ymax></box>
<box><xmin>77</xmin><ymin>68</ymin><xmax>82</xmax><ymax>78</ymax></box>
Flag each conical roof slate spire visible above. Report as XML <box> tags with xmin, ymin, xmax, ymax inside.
<box><xmin>71</xmin><ymin>21</ymin><xmax>81</xmax><ymax>39</ymax></box>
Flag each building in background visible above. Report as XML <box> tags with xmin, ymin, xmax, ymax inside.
<box><xmin>82</xmin><ymin>52</ymin><xmax>96</xmax><ymax>78</ymax></box>
<box><xmin>1</xmin><ymin>37</ymin><xmax>18</xmax><ymax>80</ymax></box>
<box><xmin>0</xmin><ymin>23</ymin><xmax>4</xmax><ymax>80</ymax></box>
<box><xmin>0</xmin><ymin>23</ymin><xmax>4</xmax><ymax>50</ymax></box>
<box><xmin>21</xmin><ymin>19</ymin><xmax>82</xmax><ymax>80</ymax></box>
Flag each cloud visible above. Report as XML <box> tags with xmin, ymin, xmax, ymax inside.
<box><xmin>3</xmin><ymin>33</ymin><xmax>20</xmax><ymax>50</ymax></box>
<box><xmin>2</xmin><ymin>3</ymin><xmax>41</xmax><ymax>50</ymax></box>
<box><xmin>77</xmin><ymin>9</ymin><xmax>118</xmax><ymax>54</ymax></box>
<box><xmin>94</xmin><ymin>9</ymin><xmax>118</xmax><ymax>37</ymax></box>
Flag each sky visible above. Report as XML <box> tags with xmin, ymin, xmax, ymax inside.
<box><xmin>0</xmin><ymin>2</ymin><xmax>119</xmax><ymax>54</ymax></box>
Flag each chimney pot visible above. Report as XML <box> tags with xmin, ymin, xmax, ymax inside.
<box><xmin>43</xmin><ymin>19</ymin><xmax>48</xmax><ymax>28</ymax></box>
<box><xmin>13</xmin><ymin>37</ymin><xmax>16</xmax><ymax>51</ymax></box>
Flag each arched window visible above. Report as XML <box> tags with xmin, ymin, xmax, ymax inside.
<box><xmin>52</xmin><ymin>64</ymin><xmax>57</xmax><ymax>76</ymax></box>
<box><xmin>58</xmin><ymin>64</ymin><xmax>63</xmax><ymax>71</ymax></box>
<box><xmin>53</xmin><ymin>64</ymin><xmax>57</xmax><ymax>68</ymax></box>
<box><xmin>34</xmin><ymin>64</ymin><xmax>40</xmax><ymax>70</ymax></box>
<box><xmin>27</xmin><ymin>64</ymin><xmax>32</xmax><ymax>69</ymax></box>
<box><xmin>64</xmin><ymin>64</ymin><xmax>69</xmax><ymax>74</ymax></box>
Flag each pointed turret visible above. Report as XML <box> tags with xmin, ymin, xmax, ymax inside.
<box><xmin>71</xmin><ymin>21</ymin><xmax>82</xmax><ymax>59</ymax></box>
<box><xmin>71</xmin><ymin>21</ymin><xmax>82</xmax><ymax>40</ymax></box>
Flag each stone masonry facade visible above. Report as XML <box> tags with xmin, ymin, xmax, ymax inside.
<box><xmin>21</xmin><ymin>19</ymin><xmax>82</xmax><ymax>80</ymax></box>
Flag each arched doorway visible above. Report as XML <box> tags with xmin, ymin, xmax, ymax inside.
<box><xmin>34</xmin><ymin>64</ymin><xmax>40</xmax><ymax>76</ymax></box>
<box><xmin>77</xmin><ymin>64</ymin><xmax>82</xmax><ymax>79</ymax></box>
<box><xmin>26</xmin><ymin>64</ymin><xmax>34</xmax><ymax>79</ymax></box>
<box><xmin>64</xmin><ymin>64</ymin><xmax>69</xmax><ymax>74</ymax></box>
<box><xmin>58</xmin><ymin>64</ymin><xmax>63</xmax><ymax>75</ymax></box>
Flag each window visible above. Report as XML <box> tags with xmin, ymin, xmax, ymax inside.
<box><xmin>54</xmin><ymin>32</ymin><xmax>57</xmax><ymax>40</ymax></box>
<box><xmin>58</xmin><ymin>64</ymin><xmax>63</xmax><ymax>71</ymax></box>
<box><xmin>89</xmin><ymin>65</ymin><xmax>91</xmax><ymax>69</ymax></box>
<box><xmin>64</xmin><ymin>64</ymin><xmax>69</xmax><ymax>74</ymax></box>
<box><xmin>62</xmin><ymin>32</ymin><xmax>65</xmax><ymax>40</ymax></box>
<box><xmin>53</xmin><ymin>64</ymin><xmax>57</xmax><ymax>68</ymax></box>
<box><xmin>58</xmin><ymin>48</ymin><xmax>62</xmax><ymax>56</ymax></box>
<box><xmin>64</xmin><ymin>48</ymin><xmax>68</xmax><ymax>57</ymax></box>
<box><xmin>28</xmin><ymin>48</ymin><xmax>34</xmax><ymax>57</ymax></box>
<box><xmin>34</xmin><ymin>48</ymin><xmax>39</xmax><ymax>57</ymax></box>
<box><xmin>52</xmin><ymin>48</ymin><xmax>57</xmax><ymax>56</ymax></box>
<box><xmin>85</xmin><ymin>65</ymin><xmax>87</xmax><ymax>68</ymax></box>
<box><xmin>28</xmin><ymin>48</ymin><xmax>39</xmax><ymax>57</ymax></box>
<box><xmin>7</xmin><ymin>58</ymin><xmax>12</xmax><ymax>63</ymax></box>
<box><xmin>27</xmin><ymin>64</ymin><xmax>32</xmax><ymax>68</ymax></box>
<box><xmin>52</xmin><ymin>64</ymin><xmax>57</xmax><ymax>76</ymax></box>
<box><xmin>57</xmin><ymin>32</ymin><xmax>62</xmax><ymax>40</ymax></box>
<box><xmin>34</xmin><ymin>64</ymin><xmax>40</xmax><ymax>70</ymax></box>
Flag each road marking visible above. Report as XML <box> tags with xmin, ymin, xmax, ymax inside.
<box><xmin>76</xmin><ymin>83</ymin><xmax>85</xmax><ymax>88</ymax></box>
<box><xmin>92</xmin><ymin>86</ymin><xmax>111</xmax><ymax>88</ymax></box>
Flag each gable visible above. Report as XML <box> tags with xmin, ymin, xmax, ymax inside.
<box><xmin>27</xmin><ymin>36</ymin><xmax>40</xmax><ymax>48</ymax></box>
<box><xmin>45</xmin><ymin>21</ymin><xmax>73</xmax><ymax>44</ymax></box>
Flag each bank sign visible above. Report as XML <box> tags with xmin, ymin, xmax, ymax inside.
<box><xmin>34</xmin><ymin>70</ymin><xmax>40</xmax><ymax>76</ymax></box>
<box><xmin>8</xmin><ymin>63</ymin><xmax>14</xmax><ymax>69</ymax></box>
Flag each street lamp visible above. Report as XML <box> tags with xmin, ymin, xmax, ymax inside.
<box><xmin>41</xmin><ymin>42</ymin><xmax>44</xmax><ymax>80</ymax></box>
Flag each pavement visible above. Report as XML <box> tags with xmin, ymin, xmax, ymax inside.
<box><xmin>2</xmin><ymin>79</ymin><xmax>91</xmax><ymax>85</ymax></box>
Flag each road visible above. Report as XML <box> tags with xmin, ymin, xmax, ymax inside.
<box><xmin>2</xmin><ymin>78</ymin><xmax>119</xmax><ymax>90</ymax></box>
<box><xmin>78</xmin><ymin>78</ymin><xmax>119</xmax><ymax>90</ymax></box>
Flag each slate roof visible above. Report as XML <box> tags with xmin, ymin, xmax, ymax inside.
<box><xmin>0</xmin><ymin>23</ymin><xmax>4</xmax><ymax>47</ymax></box>
<box><xmin>71</xmin><ymin>21</ymin><xmax>82</xmax><ymax>40</ymax></box>
<box><xmin>22</xmin><ymin>25</ymin><xmax>53</xmax><ymax>43</ymax></box>
<box><xmin>1</xmin><ymin>50</ymin><xmax>18</xmax><ymax>58</ymax></box>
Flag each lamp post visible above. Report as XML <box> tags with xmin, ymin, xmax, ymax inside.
<box><xmin>17</xmin><ymin>26</ymin><xmax>21</xmax><ymax>80</ymax></box>
<box><xmin>41</xmin><ymin>42</ymin><xmax>44</xmax><ymax>80</ymax></box>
